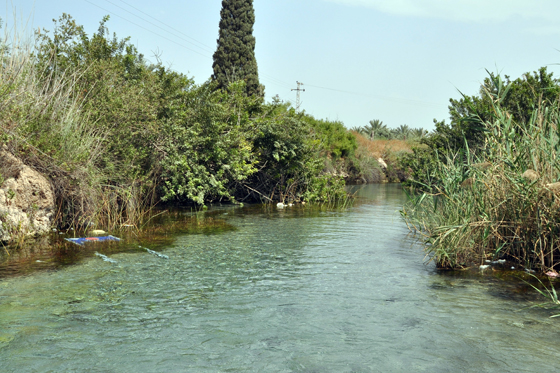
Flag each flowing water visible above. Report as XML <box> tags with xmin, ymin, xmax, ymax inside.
<box><xmin>1</xmin><ymin>184</ymin><xmax>559</xmax><ymax>372</ymax></box>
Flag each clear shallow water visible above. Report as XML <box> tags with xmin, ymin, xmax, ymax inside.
<box><xmin>1</xmin><ymin>184</ymin><xmax>559</xmax><ymax>372</ymax></box>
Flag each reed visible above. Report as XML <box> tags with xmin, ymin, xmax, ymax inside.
<box><xmin>402</xmin><ymin>76</ymin><xmax>560</xmax><ymax>273</ymax></box>
<box><xmin>522</xmin><ymin>274</ymin><xmax>560</xmax><ymax>317</ymax></box>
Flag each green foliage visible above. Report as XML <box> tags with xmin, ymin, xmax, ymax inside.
<box><xmin>212</xmin><ymin>0</ymin><xmax>262</xmax><ymax>97</ymax></box>
<box><xmin>426</xmin><ymin>67</ymin><xmax>560</xmax><ymax>154</ymax></box>
<box><xmin>160</xmin><ymin>81</ymin><xmax>258</xmax><ymax>204</ymax></box>
<box><xmin>1</xmin><ymin>11</ymin><xmax>349</xmax><ymax>237</ymax></box>
<box><xmin>248</xmin><ymin>103</ymin><xmax>335</xmax><ymax>203</ymax></box>
<box><xmin>353</xmin><ymin>120</ymin><xmax>426</xmax><ymax>141</ymax></box>
<box><xmin>404</xmin><ymin>67</ymin><xmax>560</xmax><ymax>190</ymax></box>
<box><xmin>403</xmin><ymin>73</ymin><xmax>560</xmax><ymax>273</ymax></box>
<box><xmin>305</xmin><ymin>116</ymin><xmax>357</xmax><ymax>158</ymax></box>
<box><xmin>35</xmin><ymin>14</ymin><xmax>169</xmax><ymax>186</ymax></box>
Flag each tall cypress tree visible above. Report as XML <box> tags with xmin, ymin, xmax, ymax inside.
<box><xmin>212</xmin><ymin>0</ymin><xmax>263</xmax><ymax>96</ymax></box>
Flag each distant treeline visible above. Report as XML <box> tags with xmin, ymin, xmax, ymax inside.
<box><xmin>352</xmin><ymin>120</ymin><xmax>428</xmax><ymax>141</ymax></box>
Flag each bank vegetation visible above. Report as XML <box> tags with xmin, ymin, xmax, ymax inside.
<box><xmin>0</xmin><ymin>14</ymin><xmax>364</xmax><ymax>237</ymax></box>
<box><xmin>402</xmin><ymin>68</ymin><xmax>560</xmax><ymax>274</ymax></box>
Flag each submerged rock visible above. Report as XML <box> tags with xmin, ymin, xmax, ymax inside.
<box><xmin>140</xmin><ymin>245</ymin><xmax>169</xmax><ymax>259</ymax></box>
<box><xmin>0</xmin><ymin>147</ymin><xmax>55</xmax><ymax>242</ymax></box>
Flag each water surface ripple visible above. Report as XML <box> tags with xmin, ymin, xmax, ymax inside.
<box><xmin>1</xmin><ymin>184</ymin><xmax>559</xmax><ymax>372</ymax></box>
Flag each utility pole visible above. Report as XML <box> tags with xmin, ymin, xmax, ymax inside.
<box><xmin>291</xmin><ymin>81</ymin><xmax>305</xmax><ymax>112</ymax></box>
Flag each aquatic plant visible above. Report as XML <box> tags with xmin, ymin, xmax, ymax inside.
<box><xmin>523</xmin><ymin>274</ymin><xmax>560</xmax><ymax>317</ymax></box>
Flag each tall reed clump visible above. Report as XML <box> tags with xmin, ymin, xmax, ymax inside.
<box><xmin>402</xmin><ymin>74</ymin><xmax>560</xmax><ymax>273</ymax></box>
<box><xmin>0</xmin><ymin>18</ymin><xmax>152</xmax><ymax>232</ymax></box>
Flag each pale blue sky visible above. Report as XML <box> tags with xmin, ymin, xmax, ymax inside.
<box><xmin>4</xmin><ymin>1</ymin><xmax>560</xmax><ymax>130</ymax></box>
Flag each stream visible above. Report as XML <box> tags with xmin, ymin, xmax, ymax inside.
<box><xmin>1</xmin><ymin>184</ymin><xmax>559</xmax><ymax>372</ymax></box>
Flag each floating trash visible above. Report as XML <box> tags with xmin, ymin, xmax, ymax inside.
<box><xmin>491</xmin><ymin>259</ymin><xmax>506</xmax><ymax>265</ymax></box>
<box><xmin>139</xmin><ymin>246</ymin><xmax>169</xmax><ymax>259</ymax></box>
<box><xmin>94</xmin><ymin>252</ymin><xmax>117</xmax><ymax>263</ymax></box>
<box><xmin>89</xmin><ymin>229</ymin><xmax>106</xmax><ymax>235</ymax></box>
<box><xmin>65</xmin><ymin>236</ymin><xmax>121</xmax><ymax>246</ymax></box>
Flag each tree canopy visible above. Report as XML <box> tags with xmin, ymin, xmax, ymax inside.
<box><xmin>212</xmin><ymin>0</ymin><xmax>263</xmax><ymax>97</ymax></box>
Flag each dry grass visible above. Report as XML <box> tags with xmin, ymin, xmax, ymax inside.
<box><xmin>351</xmin><ymin>131</ymin><xmax>415</xmax><ymax>159</ymax></box>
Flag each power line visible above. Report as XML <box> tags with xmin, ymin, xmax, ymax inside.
<box><xmin>305</xmin><ymin>83</ymin><xmax>444</xmax><ymax>107</ymax></box>
<box><xmin>260</xmin><ymin>73</ymin><xmax>292</xmax><ymax>89</ymax></box>
<box><xmin>82</xmin><ymin>0</ymin><xmax>443</xmax><ymax>111</ymax></box>
<box><xmin>114</xmin><ymin>0</ymin><xmax>213</xmax><ymax>53</ymax></box>
<box><xmin>82</xmin><ymin>0</ymin><xmax>211</xmax><ymax>59</ymax></box>
<box><xmin>291</xmin><ymin>81</ymin><xmax>305</xmax><ymax>111</ymax></box>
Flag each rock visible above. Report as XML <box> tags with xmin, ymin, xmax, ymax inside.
<box><xmin>377</xmin><ymin>158</ymin><xmax>388</xmax><ymax>170</ymax></box>
<box><xmin>491</xmin><ymin>259</ymin><xmax>506</xmax><ymax>265</ymax></box>
<box><xmin>0</xmin><ymin>147</ymin><xmax>55</xmax><ymax>242</ymax></box>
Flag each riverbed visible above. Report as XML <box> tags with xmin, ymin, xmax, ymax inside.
<box><xmin>1</xmin><ymin>184</ymin><xmax>559</xmax><ymax>372</ymax></box>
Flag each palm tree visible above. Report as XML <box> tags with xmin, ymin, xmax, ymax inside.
<box><xmin>410</xmin><ymin>127</ymin><xmax>428</xmax><ymax>139</ymax></box>
<box><xmin>363</xmin><ymin>119</ymin><xmax>388</xmax><ymax>140</ymax></box>
<box><xmin>394</xmin><ymin>124</ymin><xmax>410</xmax><ymax>140</ymax></box>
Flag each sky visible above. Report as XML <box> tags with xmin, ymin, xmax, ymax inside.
<box><xmin>3</xmin><ymin>0</ymin><xmax>560</xmax><ymax>131</ymax></box>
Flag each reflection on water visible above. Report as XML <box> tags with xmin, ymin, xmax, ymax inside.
<box><xmin>1</xmin><ymin>184</ymin><xmax>559</xmax><ymax>372</ymax></box>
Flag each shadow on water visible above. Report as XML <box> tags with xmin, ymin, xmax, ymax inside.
<box><xmin>0</xmin><ymin>208</ymin><xmax>238</xmax><ymax>279</ymax></box>
<box><xmin>0</xmin><ymin>201</ymin><xmax>356</xmax><ymax>279</ymax></box>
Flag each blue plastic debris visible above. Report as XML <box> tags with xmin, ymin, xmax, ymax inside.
<box><xmin>65</xmin><ymin>235</ymin><xmax>121</xmax><ymax>246</ymax></box>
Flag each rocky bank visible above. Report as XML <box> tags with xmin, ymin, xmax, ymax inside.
<box><xmin>0</xmin><ymin>146</ymin><xmax>55</xmax><ymax>242</ymax></box>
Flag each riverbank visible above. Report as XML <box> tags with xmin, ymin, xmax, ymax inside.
<box><xmin>401</xmin><ymin>70</ymin><xmax>560</xmax><ymax>276</ymax></box>
<box><xmin>1</xmin><ymin>14</ymin><xmax>361</xmax><ymax>243</ymax></box>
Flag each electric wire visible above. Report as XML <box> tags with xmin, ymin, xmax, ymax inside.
<box><xmin>110</xmin><ymin>0</ymin><xmax>293</xmax><ymax>90</ymax></box>
<box><xmin>116</xmin><ymin>0</ymin><xmax>212</xmax><ymax>53</ymax></box>
<box><xmin>304</xmin><ymin>83</ymin><xmax>444</xmax><ymax>107</ymax></box>
<box><xmin>82</xmin><ymin>0</ymin><xmax>211</xmax><ymax>59</ymax></box>
<box><xmin>82</xmin><ymin>0</ymin><xmax>444</xmax><ymax>110</ymax></box>
<box><xmin>101</xmin><ymin>0</ymin><xmax>213</xmax><ymax>54</ymax></box>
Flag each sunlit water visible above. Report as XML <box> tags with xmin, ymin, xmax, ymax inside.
<box><xmin>1</xmin><ymin>184</ymin><xmax>559</xmax><ymax>372</ymax></box>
